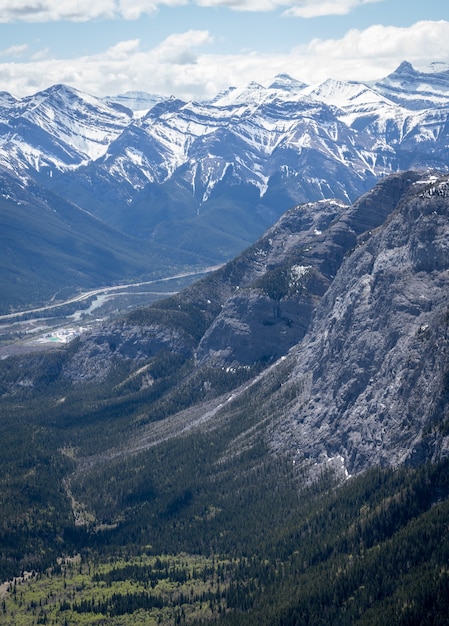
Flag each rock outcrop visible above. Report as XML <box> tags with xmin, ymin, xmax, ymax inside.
<box><xmin>196</xmin><ymin>171</ymin><xmax>421</xmax><ymax>368</ymax></box>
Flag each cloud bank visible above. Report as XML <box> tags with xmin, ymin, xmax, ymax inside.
<box><xmin>0</xmin><ymin>0</ymin><xmax>190</xmax><ymax>23</ymax></box>
<box><xmin>0</xmin><ymin>0</ymin><xmax>383</xmax><ymax>22</ymax></box>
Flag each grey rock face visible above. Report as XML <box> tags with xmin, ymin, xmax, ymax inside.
<box><xmin>62</xmin><ymin>320</ymin><xmax>193</xmax><ymax>384</ymax></box>
<box><xmin>196</xmin><ymin>172</ymin><xmax>423</xmax><ymax>369</ymax></box>
<box><xmin>194</xmin><ymin>201</ymin><xmax>339</xmax><ymax>367</ymax></box>
<box><xmin>52</xmin><ymin>171</ymin><xmax>449</xmax><ymax>480</ymax></box>
<box><xmin>271</xmin><ymin>172</ymin><xmax>449</xmax><ymax>475</ymax></box>
<box><xmin>196</xmin><ymin>286</ymin><xmax>317</xmax><ymax>367</ymax></box>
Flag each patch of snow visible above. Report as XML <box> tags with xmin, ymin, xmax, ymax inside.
<box><xmin>290</xmin><ymin>265</ymin><xmax>312</xmax><ymax>290</ymax></box>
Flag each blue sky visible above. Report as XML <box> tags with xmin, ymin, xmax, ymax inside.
<box><xmin>0</xmin><ymin>0</ymin><xmax>448</xmax><ymax>100</ymax></box>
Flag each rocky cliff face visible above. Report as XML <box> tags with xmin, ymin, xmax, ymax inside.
<box><xmin>268</xmin><ymin>172</ymin><xmax>449</xmax><ymax>475</ymax></box>
<box><xmin>195</xmin><ymin>171</ymin><xmax>421</xmax><ymax>368</ymax></box>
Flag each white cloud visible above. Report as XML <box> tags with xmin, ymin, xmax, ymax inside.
<box><xmin>31</xmin><ymin>48</ymin><xmax>51</xmax><ymax>61</ymax></box>
<box><xmin>283</xmin><ymin>0</ymin><xmax>383</xmax><ymax>18</ymax></box>
<box><xmin>0</xmin><ymin>44</ymin><xmax>28</xmax><ymax>58</ymax></box>
<box><xmin>0</xmin><ymin>0</ymin><xmax>116</xmax><ymax>22</ymax></box>
<box><xmin>0</xmin><ymin>0</ymin><xmax>186</xmax><ymax>23</ymax></box>
<box><xmin>103</xmin><ymin>39</ymin><xmax>142</xmax><ymax>60</ymax></box>
<box><xmin>118</xmin><ymin>0</ymin><xmax>187</xmax><ymax>20</ymax></box>
<box><xmin>194</xmin><ymin>0</ymin><xmax>383</xmax><ymax>15</ymax></box>
<box><xmin>303</xmin><ymin>20</ymin><xmax>449</xmax><ymax>70</ymax></box>
<box><xmin>153</xmin><ymin>30</ymin><xmax>213</xmax><ymax>64</ymax></box>
<box><xmin>0</xmin><ymin>0</ymin><xmax>384</xmax><ymax>21</ymax></box>
<box><xmin>0</xmin><ymin>31</ymin><xmax>216</xmax><ymax>98</ymax></box>
<box><xmin>0</xmin><ymin>21</ymin><xmax>448</xmax><ymax>99</ymax></box>
<box><xmin>195</xmin><ymin>0</ymin><xmax>283</xmax><ymax>10</ymax></box>
<box><xmin>118</xmin><ymin>0</ymin><xmax>157</xmax><ymax>19</ymax></box>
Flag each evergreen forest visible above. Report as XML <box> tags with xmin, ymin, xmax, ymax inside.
<box><xmin>1</xmin><ymin>340</ymin><xmax>449</xmax><ymax>625</ymax></box>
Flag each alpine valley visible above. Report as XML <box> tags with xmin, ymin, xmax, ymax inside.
<box><xmin>1</xmin><ymin>62</ymin><xmax>449</xmax><ymax>626</ymax></box>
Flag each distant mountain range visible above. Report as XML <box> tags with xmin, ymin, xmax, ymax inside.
<box><xmin>1</xmin><ymin>60</ymin><xmax>449</xmax><ymax>311</ymax></box>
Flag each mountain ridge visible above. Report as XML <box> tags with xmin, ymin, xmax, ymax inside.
<box><xmin>2</xmin><ymin>61</ymin><xmax>449</xmax><ymax>277</ymax></box>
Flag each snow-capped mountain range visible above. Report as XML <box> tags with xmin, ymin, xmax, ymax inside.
<box><xmin>1</xmin><ymin>60</ymin><xmax>449</xmax><ymax>263</ymax></box>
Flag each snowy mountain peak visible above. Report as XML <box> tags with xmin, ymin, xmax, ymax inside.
<box><xmin>1</xmin><ymin>83</ymin><xmax>133</xmax><ymax>171</ymax></box>
<box><xmin>238</xmin><ymin>81</ymin><xmax>266</xmax><ymax>102</ymax></box>
<box><xmin>212</xmin><ymin>75</ymin><xmax>309</xmax><ymax>107</ymax></box>
<box><xmin>304</xmin><ymin>78</ymin><xmax>388</xmax><ymax>109</ymax></box>
<box><xmin>268</xmin><ymin>73</ymin><xmax>308</xmax><ymax>92</ymax></box>
<box><xmin>0</xmin><ymin>91</ymin><xmax>18</xmax><ymax>117</ymax></box>
<box><xmin>208</xmin><ymin>86</ymin><xmax>237</xmax><ymax>105</ymax></box>
<box><xmin>104</xmin><ymin>91</ymin><xmax>164</xmax><ymax>113</ymax></box>
<box><xmin>212</xmin><ymin>81</ymin><xmax>267</xmax><ymax>106</ymax></box>
<box><xmin>394</xmin><ymin>60</ymin><xmax>415</xmax><ymax>76</ymax></box>
<box><xmin>20</xmin><ymin>83</ymin><xmax>131</xmax><ymax>120</ymax></box>
<box><xmin>32</xmin><ymin>83</ymin><xmax>103</xmax><ymax>110</ymax></box>
<box><xmin>383</xmin><ymin>60</ymin><xmax>449</xmax><ymax>89</ymax></box>
<box><xmin>374</xmin><ymin>60</ymin><xmax>449</xmax><ymax>108</ymax></box>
